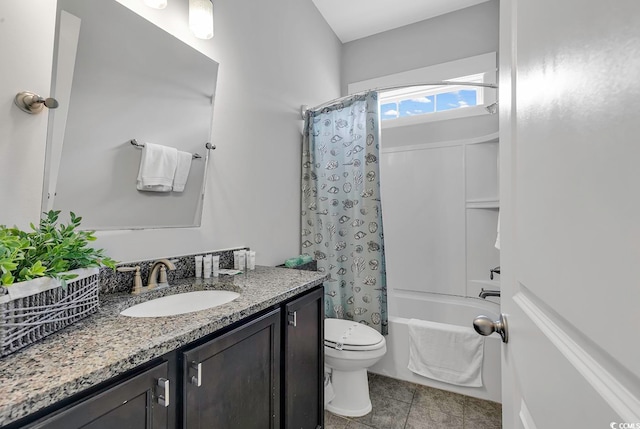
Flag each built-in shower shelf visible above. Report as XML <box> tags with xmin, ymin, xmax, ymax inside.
<box><xmin>466</xmin><ymin>199</ymin><xmax>499</xmax><ymax>209</ymax></box>
<box><xmin>470</xmin><ymin>280</ymin><xmax>500</xmax><ymax>289</ymax></box>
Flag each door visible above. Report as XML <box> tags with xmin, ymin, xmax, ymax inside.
<box><xmin>499</xmin><ymin>0</ymin><xmax>640</xmax><ymax>428</ymax></box>
<box><xmin>284</xmin><ymin>286</ymin><xmax>324</xmax><ymax>429</ymax></box>
<box><xmin>0</xmin><ymin>1</ymin><xmax>56</xmax><ymax>228</ymax></box>
<box><xmin>29</xmin><ymin>362</ymin><xmax>170</xmax><ymax>429</ymax></box>
<box><xmin>183</xmin><ymin>309</ymin><xmax>281</xmax><ymax>429</ymax></box>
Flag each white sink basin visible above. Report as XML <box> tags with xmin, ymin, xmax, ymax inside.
<box><xmin>120</xmin><ymin>290</ymin><xmax>240</xmax><ymax>318</ymax></box>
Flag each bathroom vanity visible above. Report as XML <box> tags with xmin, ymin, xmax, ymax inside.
<box><xmin>0</xmin><ymin>267</ymin><xmax>326</xmax><ymax>429</ymax></box>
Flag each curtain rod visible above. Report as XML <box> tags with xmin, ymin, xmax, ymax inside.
<box><xmin>301</xmin><ymin>81</ymin><xmax>498</xmax><ymax>118</ymax></box>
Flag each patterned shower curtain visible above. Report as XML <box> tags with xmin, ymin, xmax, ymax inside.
<box><xmin>301</xmin><ymin>92</ymin><xmax>388</xmax><ymax>335</ymax></box>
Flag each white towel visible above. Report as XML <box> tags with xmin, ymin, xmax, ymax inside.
<box><xmin>172</xmin><ymin>150</ymin><xmax>192</xmax><ymax>192</ymax></box>
<box><xmin>407</xmin><ymin>319</ymin><xmax>484</xmax><ymax>387</ymax></box>
<box><xmin>136</xmin><ymin>143</ymin><xmax>178</xmax><ymax>192</ymax></box>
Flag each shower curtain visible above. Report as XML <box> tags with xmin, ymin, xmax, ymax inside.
<box><xmin>301</xmin><ymin>92</ymin><xmax>388</xmax><ymax>334</ymax></box>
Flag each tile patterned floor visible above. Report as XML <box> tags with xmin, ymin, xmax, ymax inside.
<box><xmin>324</xmin><ymin>373</ymin><xmax>502</xmax><ymax>429</ymax></box>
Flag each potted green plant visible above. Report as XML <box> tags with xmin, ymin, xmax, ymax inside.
<box><xmin>0</xmin><ymin>211</ymin><xmax>116</xmax><ymax>357</ymax></box>
<box><xmin>0</xmin><ymin>210</ymin><xmax>115</xmax><ymax>287</ymax></box>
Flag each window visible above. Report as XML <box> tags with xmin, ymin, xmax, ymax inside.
<box><xmin>380</xmin><ymin>73</ymin><xmax>485</xmax><ymax>121</ymax></box>
<box><xmin>347</xmin><ymin>53</ymin><xmax>497</xmax><ymax>128</ymax></box>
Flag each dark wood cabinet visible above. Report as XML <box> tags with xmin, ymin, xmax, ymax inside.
<box><xmin>28</xmin><ymin>362</ymin><xmax>170</xmax><ymax>429</ymax></box>
<box><xmin>182</xmin><ymin>309</ymin><xmax>281</xmax><ymax>429</ymax></box>
<box><xmin>283</xmin><ymin>287</ymin><xmax>324</xmax><ymax>429</ymax></box>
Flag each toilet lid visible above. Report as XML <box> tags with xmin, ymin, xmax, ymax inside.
<box><xmin>324</xmin><ymin>318</ymin><xmax>384</xmax><ymax>351</ymax></box>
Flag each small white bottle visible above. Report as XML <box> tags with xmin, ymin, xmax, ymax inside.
<box><xmin>203</xmin><ymin>254</ymin><xmax>212</xmax><ymax>279</ymax></box>
<box><xmin>212</xmin><ymin>255</ymin><xmax>220</xmax><ymax>277</ymax></box>
<box><xmin>195</xmin><ymin>255</ymin><xmax>203</xmax><ymax>278</ymax></box>
<box><xmin>248</xmin><ymin>251</ymin><xmax>256</xmax><ymax>270</ymax></box>
<box><xmin>238</xmin><ymin>251</ymin><xmax>246</xmax><ymax>272</ymax></box>
<box><xmin>233</xmin><ymin>251</ymin><xmax>240</xmax><ymax>270</ymax></box>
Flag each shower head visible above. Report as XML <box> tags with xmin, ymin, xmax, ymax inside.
<box><xmin>485</xmin><ymin>102</ymin><xmax>498</xmax><ymax>115</ymax></box>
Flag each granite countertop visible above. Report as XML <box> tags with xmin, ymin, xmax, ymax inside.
<box><xmin>0</xmin><ymin>266</ymin><xmax>327</xmax><ymax>426</ymax></box>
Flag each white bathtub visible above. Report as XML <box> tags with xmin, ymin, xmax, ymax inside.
<box><xmin>369</xmin><ymin>290</ymin><xmax>502</xmax><ymax>402</ymax></box>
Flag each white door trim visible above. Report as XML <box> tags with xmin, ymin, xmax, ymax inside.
<box><xmin>514</xmin><ymin>291</ymin><xmax>640</xmax><ymax>421</ymax></box>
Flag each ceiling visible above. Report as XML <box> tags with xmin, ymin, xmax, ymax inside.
<box><xmin>312</xmin><ymin>0</ymin><xmax>491</xmax><ymax>43</ymax></box>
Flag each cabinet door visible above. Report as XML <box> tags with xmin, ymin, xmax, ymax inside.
<box><xmin>183</xmin><ymin>309</ymin><xmax>281</xmax><ymax>429</ymax></box>
<box><xmin>283</xmin><ymin>287</ymin><xmax>323</xmax><ymax>429</ymax></box>
<box><xmin>30</xmin><ymin>362</ymin><xmax>170</xmax><ymax>429</ymax></box>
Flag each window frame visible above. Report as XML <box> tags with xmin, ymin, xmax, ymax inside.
<box><xmin>347</xmin><ymin>53</ymin><xmax>497</xmax><ymax>129</ymax></box>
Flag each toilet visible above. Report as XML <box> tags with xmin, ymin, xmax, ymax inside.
<box><xmin>324</xmin><ymin>318</ymin><xmax>387</xmax><ymax>417</ymax></box>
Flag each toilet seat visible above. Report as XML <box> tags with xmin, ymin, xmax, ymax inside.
<box><xmin>324</xmin><ymin>319</ymin><xmax>384</xmax><ymax>352</ymax></box>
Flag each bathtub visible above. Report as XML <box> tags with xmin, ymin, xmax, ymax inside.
<box><xmin>369</xmin><ymin>290</ymin><xmax>502</xmax><ymax>402</ymax></box>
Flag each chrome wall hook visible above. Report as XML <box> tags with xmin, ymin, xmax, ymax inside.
<box><xmin>14</xmin><ymin>91</ymin><xmax>59</xmax><ymax>114</ymax></box>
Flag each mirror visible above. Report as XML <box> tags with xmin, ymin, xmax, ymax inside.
<box><xmin>43</xmin><ymin>0</ymin><xmax>219</xmax><ymax>230</ymax></box>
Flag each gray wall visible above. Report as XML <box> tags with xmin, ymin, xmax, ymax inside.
<box><xmin>342</xmin><ymin>0</ymin><xmax>499</xmax><ymax>147</ymax></box>
<box><xmin>0</xmin><ymin>0</ymin><xmax>341</xmax><ymax>265</ymax></box>
<box><xmin>1</xmin><ymin>0</ymin><xmax>497</xmax><ymax>266</ymax></box>
<box><xmin>341</xmin><ymin>0</ymin><xmax>499</xmax><ymax>93</ymax></box>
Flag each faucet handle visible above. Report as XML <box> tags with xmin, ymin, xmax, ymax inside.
<box><xmin>158</xmin><ymin>265</ymin><xmax>168</xmax><ymax>285</ymax></box>
<box><xmin>489</xmin><ymin>266</ymin><xmax>501</xmax><ymax>280</ymax></box>
<box><xmin>117</xmin><ymin>266</ymin><xmax>143</xmax><ymax>294</ymax></box>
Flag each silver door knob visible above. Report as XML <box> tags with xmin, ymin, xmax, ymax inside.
<box><xmin>14</xmin><ymin>91</ymin><xmax>59</xmax><ymax>114</ymax></box>
<box><xmin>473</xmin><ymin>314</ymin><xmax>508</xmax><ymax>343</ymax></box>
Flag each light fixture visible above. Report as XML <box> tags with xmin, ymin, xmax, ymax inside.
<box><xmin>143</xmin><ymin>0</ymin><xmax>167</xmax><ymax>9</ymax></box>
<box><xmin>189</xmin><ymin>0</ymin><xmax>214</xmax><ymax>39</ymax></box>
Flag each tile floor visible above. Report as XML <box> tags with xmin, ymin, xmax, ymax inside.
<box><xmin>324</xmin><ymin>373</ymin><xmax>502</xmax><ymax>429</ymax></box>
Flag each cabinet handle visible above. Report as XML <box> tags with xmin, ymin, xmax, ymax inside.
<box><xmin>157</xmin><ymin>378</ymin><xmax>170</xmax><ymax>407</ymax></box>
<box><xmin>287</xmin><ymin>310</ymin><xmax>297</xmax><ymax>327</ymax></box>
<box><xmin>190</xmin><ymin>362</ymin><xmax>202</xmax><ymax>387</ymax></box>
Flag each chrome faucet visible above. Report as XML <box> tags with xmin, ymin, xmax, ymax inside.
<box><xmin>479</xmin><ymin>288</ymin><xmax>501</xmax><ymax>299</ymax></box>
<box><xmin>147</xmin><ymin>259</ymin><xmax>176</xmax><ymax>289</ymax></box>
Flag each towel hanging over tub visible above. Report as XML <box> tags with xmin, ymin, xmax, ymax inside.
<box><xmin>407</xmin><ymin>319</ymin><xmax>484</xmax><ymax>387</ymax></box>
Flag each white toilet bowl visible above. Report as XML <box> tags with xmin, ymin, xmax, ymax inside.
<box><xmin>324</xmin><ymin>318</ymin><xmax>387</xmax><ymax>417</ymax></box>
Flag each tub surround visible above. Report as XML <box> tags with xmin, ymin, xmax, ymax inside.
<box><xmin>0</xmin><ymin>266</ymin><xmax>327</xmax><ymax>426</ymax></box>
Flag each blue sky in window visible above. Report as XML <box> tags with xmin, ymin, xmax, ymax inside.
<box><xmin>435</xmin><ymin>90</ymin><xmax>477</xmax><ymax>112</ymax></box>
<box><xmin>381</xmin><ymin>102</ymin><xmax>398</xmax><ymax>119</ymax></box>
<box><xmin>399</xmin><ymin>95</ymin><xmax>435</xmax><ymax>117</ymax></box>
<box><xmin>380</xmin><ymin>89</ymin><xmax>478</xmax><ymax>120</ymax></box>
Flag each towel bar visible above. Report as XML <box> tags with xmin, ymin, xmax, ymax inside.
<box><xmin>130</xmin><ymin>139</ymin><xmax>215</xmax><ymax>159</ymax></box>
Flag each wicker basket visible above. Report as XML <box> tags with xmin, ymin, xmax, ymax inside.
<box><xmin>0</xmin><ymin>267</ymin><xmax>100</xmax><ymax>357</ymax></box>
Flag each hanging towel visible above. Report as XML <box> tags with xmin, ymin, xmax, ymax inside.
<box><xmin>136</xmin><ymin>143</ymin><xmax>178</xmax><ymax>192</ymax></box>
<box><xmin>172</xmin><ymin>150</ymin><xmax>192</xmax><ymax>192</ymax></box>
<box><xmin>407</xmin><ymin>319</ymin><xmax>484</xmax><ymax>387</ymax></box>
